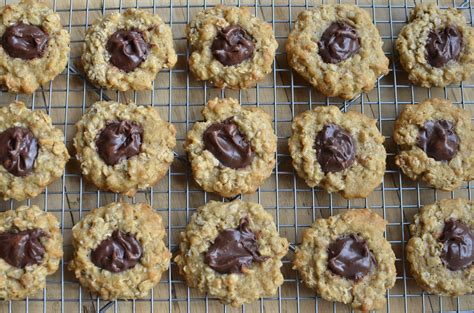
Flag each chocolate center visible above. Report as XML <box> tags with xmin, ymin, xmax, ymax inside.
<box><xmin>203</xmin><ymin>117</ymin><xmax>254</xmax><ymax>169</ymax></box>
<box><xmin>91</xmin><ymin>230</ymin><xmax>143</xmax><ymax>273</ymax></box>
<box><xmin>0</xmin><ymin>127</ymin><xmax>38</xmax><ymax>177</ymax></box>
<box><xmin>327</xmin><ymin>234</ymin><xmax>376</xmax><ymax>281</ymax></box>
<box><xmin>106</xmin><ymin>29</ymin><xmax>150</xmax><ymax>72</ymax></box>
<box><xmin>439</xmin><ymin>219</ymin><xmax>473</xmax><ymax>271</ymax></box>
<box><xmin>0</xmin><ymin>229</ymin><xmax>46</xmax><ymax>268</ymax></box>
<box><xmin>205</xmin><ymin>217</ymin><xmax>268</xmax><ymax>274</ymax></box>
<box><xmin>211</xmin><ymin>25</ymin><xmax>255</xmax><ymax>66</ymax></box>
<box><xmin>96</xmin><ymin>120</ymin><xmax>143</xmax><ymax>166</ymax></box>
<box><xmin>1</xmin><ymin>22</ymin><xmax>49</xmax><ymax>60</ymax></box>
<box><xmin>425</xmin><ymin>25</ymin><xmax>462</xmax><ymax>68</ymax></box>
<box><xmin>417</xmin><ymin>120</ymin><xmax>459</xmax><ymax>162</ymax></box>
<box><xmin>315</xmin><ymin>124</ymin><xmax>356</xmax><ymax>173</ymax></box>
<box><xmin>318</xmin><ymin>21</ymin><xmax>360</xmax><ymax>64</ymax></box>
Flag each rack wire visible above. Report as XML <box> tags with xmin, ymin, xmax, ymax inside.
<box><xmin>0</xmin><ymin>0</ymin><xmax>472</xmax><ymax>312</ymax></box>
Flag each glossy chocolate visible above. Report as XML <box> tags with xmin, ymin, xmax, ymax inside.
<box><xmin>1</xmin><ymin>22</ymin><xmax>49</xmax><ymax>60</ymax></box>
<box><xmin>425</xmin><ymin>25</ymin><xmax>462</xmax><ymax>68</ymax></box>
<box><xmin>211</xmin><ymin>25</ymin><xmax>254</xmax><ymax>66</ymax></box>
<box><xmin>106</xmin><ymin>29</ymin><xmax>150</xmax><ymax>72</ymax></box>
<box><xmin>205</xmin><ymin>217</ymin><xmax>268</xmax><ymax>274</ymax></box>
<box><xmin>417</xmin><ymin>120</ymin><xmax>459</xmax><ymax>162</ymax></box>
<box><xmin>327</xmin><ymin>234</ymin><xmax>376</xmax><ymax>281</ymax></box>
<box><xmin>96</xmin><ymin>120</ymin><xmax>143</xmax><ymax>166</ymax></box>
<box><xmin>0</xmin><ymin>229</ymin><xmax>46</xmax><ymax>268</ymax></box>
<box><xmin>91</xmin><ymin>230</ymin><xmax>143</xmax><ymax>273</ymax></box>
<box><xmin>439</xmin><ymin>219</ymin><xmax>473</xmax><ymax>271</ymax></box>
<box><xmin>315</xmin><ymin>124</ymin><xmax>356</xmax><ymax>173</ymax></box>
<box><xmin>318</xmin><ymin>21</ymin><xmax>360</xmax><ymax>64</ymax></box>
<box><xmin>203</xmin><ymin>117</ymin><xmax>254</xmax><ymax>169</ymax></box>
<box><xmin>0</xmin><ymin>127</ymin><xmax>38</xmax><ymax>177</ymax></box>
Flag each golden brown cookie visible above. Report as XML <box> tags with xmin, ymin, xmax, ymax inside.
<box><xmin>0</xmin><ymin>205</ymin><xmax>62</xmax><ymax>300</ymax></box>
<box><xmin>0</xmin><ymin>101</ymin><xmax>69</xmax><ymax>201</ymax></box>
<box><xmin>293</xmin><ymin>209</ymin><xmax>396</xmax><ymax>311</ymax></box>
<box><xmin>396</xmin><ymin>4</ymin><xmax>474</xmax><ymax>87</ymax></box>
<box><xmin>289</xmin><ymin>106</ymin><xmax>386</xmax><ymax>199</ymax></box>
<box><xmin>394</xmin><ymin>98</ymin><xmax>473</xmax><ymax>190</ymax></box>
<box><xmin>0</xmin><ymin>0</ymin><xmax>70</xmax><ymax>94</ymax></box>
<box><xmin>68</xmin><ymin>202</ymin><xmax>170</xmax><ymax>299</ymax></box>
<box><xmin>407</xmin><ymin>199</ymin><xmax>473</xmax><ymax>296</ymax></box>
<box><xmin>74</xmin><ymin>101</ymin><xmax>176</xmax><ymax>196</ymax></box>
<box><xmin>186</xmin><ymin>5</ymin><xmax>277</xmax><ymax>89</ymax></box>
<box><xmin>286</xmin><ymin>4</ymin><xmax>389</xmax><ymax>99</ymax></box>
<box><xmin>184</xmin><ymin>98</ymin><xmax>276</xmax><ymax>197</ymax></box>
<box><xmin>175</xmin><ymin>200</ymin><xmax>289</xmax><ymax>306</ymax></box>
<box><xmin>82</xmin><ymin>8</ymin><xmax>177</xmax><ymax>91</ymax></box>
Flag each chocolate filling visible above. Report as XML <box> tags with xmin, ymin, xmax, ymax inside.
<box><xmin>417</xmin><ymin>120</ymin><xmax>459</xmax><ymax>162</ymax></box>
<box><xmin>318</xmin><ymin>21</ymin><xmax>360</xmax><ymax>64</ymax></box>
<box><xmin>0</xmin><ymin>126</ymin><xmax>38</xmax><ymax>177</ymax></box>
<box><xmin>327</xmin><ymin>234</ymin><xmax>376</xmax><ymax>281</ymax></box>
<box><xmin>91</xmin><ymin>230</ymin><xmax>143</xmax><ymax>273</ymax></box>
<box><xmin>0</xmin><ymin>229</ymin><xmax>46</xmax><ymax>268</ymax></box>
<box><xmin>425</xmin><ymin>25</ymin><xmax>462</xmax><ymax>68</ymax></box>
<box><xmin>106</xmin><ymin>29</ymin><xmax>150</xmax><ymax>72</ymax></box>
<box><xmin>1</xmin><ymin>22</ymin><xmax>49</xmax><ymax>60</ymax></box>
<box><xmin>96</xmin><ymin>120</ymin><xmax>143</xmax><ymax>166</ymax></box>
<box><xmin>315</xmin><ymin>124</ymin><xmax>356</xmax><ymax>173</ymax></box>
<box><xmin>439</xmin><ymin>219</ymin><xmax>473</xmax><ymax>271</ymax></box>
<box><xmin>205</xmin><ymin>217</ymin><xmax>268</xmax><ymax>274</ymax></box>
<box><xmin>203</xmin><ymin>117</ymin><xmax>254</xmax><ymax>169</ymax></box>
<box><xmin>211</xmin><ymin>25</ymin><xmax>254</xmax><ymax>66</ymax></box>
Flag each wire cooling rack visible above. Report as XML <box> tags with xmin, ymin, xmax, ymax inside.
<box><xmin>0</xmin><ymin>0</ymin><xmax>473</xmax><ymax>312</ymax></box>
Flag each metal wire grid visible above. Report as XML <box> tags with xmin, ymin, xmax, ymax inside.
<box><xmin>0</xmin><ymin>0</ymin><xmax>472</xmax><ymax>312</ymax></box>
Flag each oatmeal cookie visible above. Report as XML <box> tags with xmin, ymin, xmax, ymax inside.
<box><xmin>293</xmin><ymin>209</ymin><xmax>396</xmax><ymax>311</ymax></box>
<box><xmin>175</xmin><ymin>200</ymin><xmax>288</xmax><ymax>306</ymax></box>
<box><xmin>82</xmin><ymin>8</ymin><xmax>177</xmax><ymax>91</ymax></box>
<box><xmin>396</xmin><ymin>4</ymin><xmax>474</xmax><ymax>87</ymax></box>
<box><xmin>69</xmin><ymin>202</ymin><xmax>170</xmax><ymax>299</ymax></box>
<box><xmin>394</xmin><ymin>98</ymin><xmax>473</xmax><ymax>190</ymax></box>
<box><xmin>288</xmin><ymin>106</ymin><xmax>386</xmax><ymax>199</ymax></box>
<box><xmin>184</xmin><ymin>98</ymin><xmax>276</xmax><ymax>198</ymax></box>
<box><xmin>186</xmin><ymin>5</ymin><xmax>277</xmax><ymax>89</ymax></box>
<box><xmin>407</xmin><ymin>199</ymin><xmax>473</xmax><ymax>296</ymax></box>
<box><xmin>74</xmin><ymin>101</ymin><xmax>176</xmax><ymax>196</ymax></box>
<box><xmin>0</xmin><ymin>101</ymin><xmax>69</xmax><ymax>201</ymax></box>
<box><xmin>0</xmin><ymin>205</ymin><xmax>62</xmax><ymax>300</ymax></box>
<box><xmin>286</xmin><ymin>4</ymin><xmax>389</xmax><ymax>100</ymax></box>
<box><xmin>0</xmin><ymin>0</ymin><xmax>70</xmax><ymax>94</ymax></box>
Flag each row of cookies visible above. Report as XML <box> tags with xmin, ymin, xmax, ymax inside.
<box><xmin>1</xmin><ymin>1</ymin><xmax>473</xmax><ymax>99</ymax></box>
<box><xmin>1</xmin><ymin>198</ymin><xmax>471</xmax><ymax>311</ymax></box>
<box><xmin>287</xmin><ymin>3</ymin><xmax>474</xmax><ymax>99</ymax></box>
<box><xmin>1</xmin><ymin>97</ymin><xmax>472</xmax><ymax>202</ymax></box>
